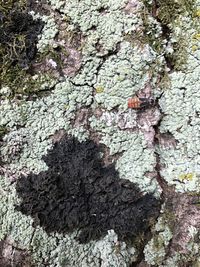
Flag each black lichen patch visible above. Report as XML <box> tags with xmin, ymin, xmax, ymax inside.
<box><xmin>0</xmin><ymin>1</ymin><xmax>44</xmax><ymax>97</ymax></box>
<box><xmin>15</xmin><ymin>135</ymin><xmax>161</xmax><ymax>243</ymax></box>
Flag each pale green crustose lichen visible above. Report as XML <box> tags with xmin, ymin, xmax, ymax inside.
<box><xmin>94</xmin><ymin>41</ymin><xmax>157</xmax><ymax>111</ymax></box>
<box><xmin>158</xmin><ymin>49</ymin><xmax>200</xmax><ymax>192</ymax></box>
<box><xmin>89</xmin><ymin>116</ymin><xmax>161</xmax><ymax>197</ymax></box>
<box><xmin>50</xmin><ymin>0</ymin><xmax>142</xmax><ymax>52</ymax></box>
<box><xmin>0</xmin><ymin>81</ymin><xmax>93</xmax><ymax>173</ymax></box>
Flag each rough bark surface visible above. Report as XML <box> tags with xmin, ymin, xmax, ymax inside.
<box><xmin>0</xmin><ymin>0</ymin><xmax>200</xmax><ymax>266</ymax></box>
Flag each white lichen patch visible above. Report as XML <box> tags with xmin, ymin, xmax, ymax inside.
<box><xmin>158</xmin><ymin>146</ymin><xmax>200</xmax><ymax>192</ymax></box>
<box><xmin>151</xmin><ymin>0</ymin><xmax>200</xmax><ymax>193</ymax></box>
<box><xmin>70</xmin><ymin>56</ymin><xmax>103</xmax><ymax>86</ymax></box>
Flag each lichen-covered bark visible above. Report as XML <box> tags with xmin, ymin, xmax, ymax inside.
<box><xmin>15</xmin><ymin>135</ymin><xmax>160</xmax><ymax>244</ymax></box>
<box><xmin>1</xmin><ymin>0</ymin><xmax>200</xmax><ymax>266</ymax></box>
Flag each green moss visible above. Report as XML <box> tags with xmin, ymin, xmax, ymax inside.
<box><xmin>161</xmin><ymin>208</ymin><xmax>177</xmax><ymax>234</ymax></box>
<box><xmin>156</xmin><ymin>0</ymin><xmax>195</xmax><ymax>25</ymax></box>
<box><xmin>165</xmin><ymin>36</ymin><xmax>189</xmax><ymax>71</ymax></box>
<box><xmin>142</xmin><ymin>0</ymin><xmax>195</xmax><ymax>25</ymax></box>
<box><xmin>0</xmin><ymin>64</ymin><xmax>56</xmax><ymax>98</ymax></box>
<box><xmin>140</xmin><ymin>0</ymin><xmax>196</xmax><ymax>72</ymax></box>
<box><xmin>0</xmin><ymin>0</ymin><xmax>50</xmax><ymax>98</ymax></box>
<box><xmin>0</xmin><ymin>0</ymin><xmax>27</xmax><ymax>14</ymax></box>
<box><xmin>158</xmin><ymin>70</ymin><xmax>171</xmax><ymax>90</ymax></box>
<box><xmin>125</xmin><ymin>19</ymin><xmax>163</xmax><ymax>55</ymax></box>
<box><xmin>143</xmin><ymin>18</ymin><xmax>164</xmax><ymax>54</ymax></box>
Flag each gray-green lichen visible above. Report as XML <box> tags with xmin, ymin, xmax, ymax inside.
<box><xmin>0</xmin><ymin>81</ymin><xmax>92</xmax><ymax>173</ymax></box>
<box><xmin>94</xmin><ymin>42</ymin><xmax>156</xmax><ymax>110</ymax></box>
<box><xmin>150</xmin><ymin>0</ymin><xmax>200</xmax><ymax>193</ymax></box>
<box><xmin>50</xmin><ymin>0</ymin><xmax>142</xmax><ymax>51</ymax></box>
<box><xmin>29</xmin><ymin>12</ymin><xmax>58</xmax><ymax>53</ymax></box>
<box><xmin>158</xmin><ymin>47</ymin><xmax>200</xmax><ymax>192</ymax></box>
<box><xmin>89</xmin><ymin>116</ymin><xmax>161</xmax><ymax>196</ymax></box>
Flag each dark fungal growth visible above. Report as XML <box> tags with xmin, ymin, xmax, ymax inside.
<box><xmin>15</xmin><ymin>135</ymin><xmax>161</xmax><ymax>243</ymax></box>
